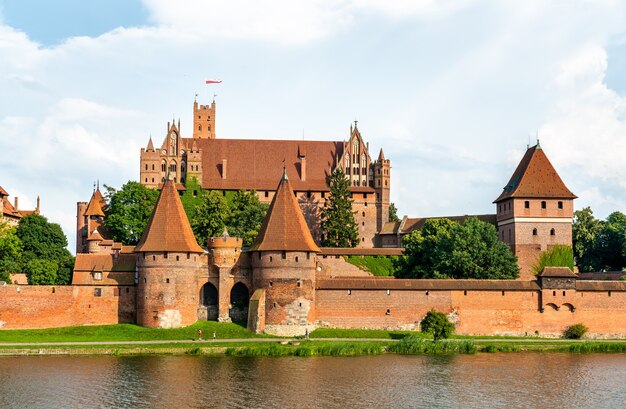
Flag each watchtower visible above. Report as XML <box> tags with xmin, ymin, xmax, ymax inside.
<box><xmin>193</xmin><ymin>99</ymin><xmax>216</xmax><ymax>139</ymax></box>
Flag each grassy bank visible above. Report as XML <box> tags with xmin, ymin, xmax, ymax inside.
<box><xmin>0</xmin><ymin>321</ymin><xmax>268</xmax><ymax>343</ymax></box>
<box><xmin>226</xmin><ymin>341</ymin><xmax>387</xmax><ymax>357</ymax></box>
<box><xmin>343</xmin><ymin>255</ymin><xmax>399</xmax><ymax>276</ymax></box>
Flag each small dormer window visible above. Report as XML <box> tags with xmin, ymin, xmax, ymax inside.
<box><xmin>93</xmin><ymin>272</ymin><xmax>102</xmax><ymax>281</ymax></box>
<box><xmin>541</xmin><ymin>201</ymin><xmax>547</xmax><ymax>209</ymax></box>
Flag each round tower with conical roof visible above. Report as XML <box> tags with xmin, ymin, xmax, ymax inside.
<box><xmin>134</xmin><ymin>179</ymin><xmax>205</xmax><ymax>328</ymax></box>
<box><xmin>249</xmin><ymin>170</ymin><xmax>321</xmax><ymax>336</ymax></box>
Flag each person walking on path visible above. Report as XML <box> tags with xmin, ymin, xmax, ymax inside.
<box><xmin>213</xmin><ymin>331</ymin><xmax>216</xmax><ymax>341</ymax></box>
<box><xmin>305</xmin><ymin>328</ymin><xmax>309</xmax><ymax>340</ymax></box>
<box><xmin>197</xmin><ymin>329</ymin><xmax>203</xmax><ymax>341</ymax></box>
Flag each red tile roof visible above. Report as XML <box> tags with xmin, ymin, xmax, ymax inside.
<box><xmin>495</xmin><ymin>145</ymin><xmax>576</xmax><ymax>202</ymax></box>
<box><xmin>250</xmin><ymin>172</ymin><xmax>321</xmax><ymax>252</ymax></box>
<box><xmin>0</xmin><ymin>186</ymin><xmax>8</xmax><ymax>197</ymax></box>
<box><xmin>189</xmin><ymin>138</ymin><xmax>345</xmax><ymax>191</ymax></box>
<box><xmin>84</xmin><ymin>188</ymin><xmax>105</xmax><ymax>217</ymax></box>
<box><xmin>74</xmin><ymin>253</ymin><xmax>137</xmax><ymax>272</ymax></box>
<box><xmin>134</xmin><ymin>179</ymin><xmax>204</xmax><ymax>253</ymax></box>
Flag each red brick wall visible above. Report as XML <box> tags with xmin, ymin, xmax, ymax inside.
<box><xmin>0</xmin><ymin>285</ymin><xmax>135</xmax><ymax>329</ymax></box>
<box><xmin>315</xmin><ymin>287</ymin><xmax>626</xmax><ymax>337</ymax></box>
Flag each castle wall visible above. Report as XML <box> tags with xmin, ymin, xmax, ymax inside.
<box><xmin>315</xmin><ymin>281</ymin><xmax>626</xmax><ymax>337</ymax></box>
<box><xmin>0</xmin><ymin>285</ymin><xmax>135</xmax><ymax>329</ymax></box>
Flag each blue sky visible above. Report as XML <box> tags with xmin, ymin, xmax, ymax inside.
<box><xmin>1</xmin><ymin>0</ymin><xmax>626</xmax><ymax>252</ymax></box>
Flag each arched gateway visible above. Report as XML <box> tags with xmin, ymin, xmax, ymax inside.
<box><xmin>200</xmin><ymin>283</ymin><xmax>218</xmax><ymax>320</ymax></box>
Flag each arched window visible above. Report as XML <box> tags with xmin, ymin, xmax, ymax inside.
<box><xmin>151</xmin><ymin>164</ymin><xmax>155</xmax><ymax>171</ymax></box>
<box><xmin>169</xmin><ymin>160</ymin><xmax>177</xmax><ymax>173</ymax></box>
<box><xmin>161</xmin><ymin>160</ymin><xmax>166</xmax><ymax>172</ymax></box>
<box><xmin>198</xmin><ymin>125</ymin><xmax>202</xmax><ymax>131</ymax></box>
<box><xmin>550</xmin><ymin>228</ymin><xmax>555</xmax><ymax>236</ymax></box>
<box><xmin>532</xmin><ymin>228</ymin><xmax>538</xmax><ymax>236</ymax></box>
<box><xmin>361</xmin><ymin>154</ymin><xmax>366</xmax><ymax>167</ymax></box>
<box><xmin>346</xmin><ymin>156</ymin><xmax>350</xmax><ymax>167</ymax></box>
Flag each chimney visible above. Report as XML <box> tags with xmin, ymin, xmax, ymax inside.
<box><xmin>36</xmin><ymin>196</ymin><xmax>40</xmax><ymax>214</ymax></box>
<box><xmin>14</xmin><ymin>197</ymin><xmax>18</xmax><ymax>211</ymax></box>
<box><xmin>221</xmin><ymin>159</ymin><xmax>227</xmax><ymax>179</ymax></box>
<box><xmin>300</xmin><ymin>157</ymin><xmax>307</xmax><ymax>181</ymax></box>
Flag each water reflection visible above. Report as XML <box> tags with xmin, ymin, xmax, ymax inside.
<box><xmin>0</xmin><ymin>353</ymin><xmax>625</xmax><ymax>408</ymax></box>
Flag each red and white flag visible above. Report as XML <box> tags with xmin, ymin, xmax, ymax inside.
<box><xmin>205</xmin><ymin>79</ymin><xmax>222</xmax><ymax>84</ymax></box>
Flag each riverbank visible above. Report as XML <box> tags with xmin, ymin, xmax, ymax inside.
<box><xmin>2</xmin><ymin>324</ymin><xmax>626</xmax><ymax>357</ymax></box>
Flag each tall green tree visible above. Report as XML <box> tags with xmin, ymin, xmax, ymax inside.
<box><xmin>227</xmin><ymin>190</ymin><xmax>269</xmax><ymax>247</ymax></box>
<box><xmin>15</xmin><ymin>214</ymin><xmax>74</xmax><ymax>285</ymax></box>
<box><xmin>103</xmin><ymin>181</ymin><xmax>159</xmax><ymax>245</ymax></box>
<box><xmin>25</xmin><ymin>259</ymin><xmax>58</xmax><ymax>285</ymax></box>
<box><xmin>191</xmin><ymin>190</ymin><xmax>230</xmax><ymax>245</ymax></box>
<box><xmin>395</xmin><ymin>217</ymin><xmax>519</xmax><ymax>279</ymax></box>
<box><xmin>389</xmin><ymin>203</ymin><xmax>400</xmax><ymax>223</ymax></box>
<box><xmin>0</xmin><ymin>222</ymin><xmax>22</xmax><ymax>283</ymax></box>
<box><xmin>596</xmin><ymin>211</ymin><xmax>626</xmax><ymax>271</ymax></box>
<box><xmin>573</xmin><ymin>207</ymin><xmax>603</xmax><ymax>272</ymax></box>
<box><xmin>320</xmin><ymin>168</ymin><xmax>358</xmax><ymax>247</ymax></box>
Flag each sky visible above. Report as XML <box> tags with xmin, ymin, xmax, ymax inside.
<box><xmin>1</xmin><ymin>0</ymin><xmax>626</xmax><ymax>253</ymax></box>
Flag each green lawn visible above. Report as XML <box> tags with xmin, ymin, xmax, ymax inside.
<box><xmin>310</xmin><ymin>327</ymin><xmax>418</xmax><ymax>339</ymax></box>
<box><xmin>0</xmin><ymin>321</ymin><xmax>270</xmax><ymax>343</ymax></box>
<box><xmin>343</xmin><ymin>255</ymin><xmax>399</xmax><ymax>276</ymax></box>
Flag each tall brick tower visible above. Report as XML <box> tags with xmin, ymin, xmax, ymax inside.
<box><xmin>134</xmin><ymin>179</ymin><xmax>205</xmax><ymax>328</ymax></box>
<box><xmin>76</xmin><ymin>187</ymin><xmax>105</xmax><ymax>254</ymax></box>
<box><xmin>249</xmin><ymin>169</ymin><xmax>321</xmax><ymax>336</ymax></box>
<box><xmin>374</xmin><ymin>148</ymin><xmax>391</xmax><ymax>235</ymax></box>
<box><xmin>494</xmin><ymin>143</ymin><xmax>577</xmax><ymax>280</ymax></box>
<box><xmin>192</xmin><ymin>99</ymin><xmax>216</xmax><ymax>139</ymax></box>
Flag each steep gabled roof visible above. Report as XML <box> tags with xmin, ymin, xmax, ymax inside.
<box><xmin>0</xmin><ymin>186</ymin><xmax>8</xmax><ymax>197</ymax></box>
<box><xmin>146</xmin><ymin>137</ymin><xmax>154</xmax><ymax>151</ymax></box>
<box><xmin>134</xmin><ymin>179</ymin><xmax>204</xmax><ymax>253</ymax></box>
<box><xmin>495</xmin><ymin>144</ymin><xmax>577</xmax><ymax>203</ymax></box>
<box><xmin>85</xmin><ymin>188</ymin><xmax>105</xmax><ymax>217</ymax></box>
<box><xmin>250</xmin><ymin>172</ymin><xmax>321</xmax><ymax>252</ymax></box>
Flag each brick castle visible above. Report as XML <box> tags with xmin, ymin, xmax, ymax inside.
<box><xmin>1</xmin><ymin>98</ymin><xmax>625</xmax><ymax>337</ymax></box>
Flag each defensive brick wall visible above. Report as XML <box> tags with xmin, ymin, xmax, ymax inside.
<box><xmin>315</xmin><ymin>278</ymin><xmax>626</xmax><ymax>337</ymax></box>
<box><xmin>0</xmin><ymin>285</ymin><xmax>135</xmax><ymax>329</ymax></box>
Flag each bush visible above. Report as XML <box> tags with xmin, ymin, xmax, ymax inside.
<box><xmin>564</xmin><ymin>323</ymin><xmax>588</xmax><ymax>339</ymax></box>
<box><xmin>533</xmin><ymin>245</ymin><xmax>574</xmax><ymax>275</ymax></box>
<box><xmin>420</xmin><ymin>310</ymin><xmax>455</xmax><ymax>341</ymax></box>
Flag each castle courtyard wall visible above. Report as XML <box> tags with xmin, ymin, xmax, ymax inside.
<box><xmin>0</xmin><ymin>285</ymin><xmax>135</xmax><ymax>329</ymax></box>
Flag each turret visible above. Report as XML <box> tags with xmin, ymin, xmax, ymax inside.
<box><xmin>249</xmin><ymin>170</ymin><xmax>321</xmax><ymax>336</ymax></box>
<box><xmin>374</xmin><ymin>148</ymin><xmax>391</xmax><ymax>234</ymax></box>
<box><xmin>206</xmin><ymin>228</ymin><xmax>244</xmax><ymax>322</ymax></box>
<box><xmin>86</xmin><ymin>228</ymin><xmax>103</xmax><ymax>254</ymax></box>
<box><xmin>193</xmin><ymin>99</ymin><xmax>216</xmax><ymax>139</ymax></box>
<box><xmin>134</xmin><ymin>179</ymin><xmax>205</xmax><ymax>328</ymax></box>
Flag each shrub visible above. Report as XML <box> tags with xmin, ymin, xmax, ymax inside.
<box><xmin>532</xmin><ymin>245</ymin><xmax>574</xmax><ymax>275</ymax></box>
<box><xmin>564</xmin><ymin>323</ymin><xmax>588</xmax><ymax>339</ymax></box>
<box><xmin>420</xmin><ymin>309</ymin><xmax>455</xmax><ymax>341</ymax></box>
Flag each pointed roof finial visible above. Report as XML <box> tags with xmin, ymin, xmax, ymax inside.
<box><xmin>97</xmin><ymin>179</ymin><xmax>100</xmax><ymax>191</ymax></box>
<box><xmin>282</xmin><ymin>159</ymin><xmax>288</xmax><ymax>180</ymax></box>
<box><xmin>354</xmin><ymin>119</ymin><xmax>358</xmax><ymax>129</ymax></box>
<box><xmin>93</xmin><ymin>181</ymin><xmax>96</xmax><ymax>192</ymax></box>
<box><xmin>194</xmin><ymin>92</ymin><xmax>198</xmax><ymax>102</ymax></box>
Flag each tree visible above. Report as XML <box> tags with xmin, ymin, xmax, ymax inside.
<box><xmin>16</xmin><ymin>214</ymin><xmax>74</xmax><ymax>285</ymax></box>
<box><xmin>103</xmin><ymin>181</ymin><xmax>159</xmax><ymax>245</ymax></box>
<box><xmin>395</xmin><ymin>217</ymin><xmax>519</xmax><ymax>279</ymax></box>
<box><xmin>320</xmin><ymin>168</ymin><xmax>358</xmax><ymax>247</ymax></box>
<box><xmin>0</xmin><ymin>222</ymin><xmax>22</xmax><ymax>283</ymax></box>
<box><xmin>388</xmin><ymin>203</ymin><xmax>400</xmax><ymax>223</ymax></box>
<box><xmin>25</xmin><ymin>259</ymin><xmax>58</xmax><ymax>285</ymax></box>
<box><xmin>573</xmin><ymin>207</ymin><xmax>603</xmax><ymax>272</ymax></box>
<box><xmin>180</xmin><ymin>177</ymin><xmax>204</xmax><ymax>220</ymax></box>
<box><xmin>420</xmin><ymin>309</ymin><xmax>455</xmax><ymax>341</ymax></box>
<box><xmin>191</xmin><ymin>190</ymin><xmax>230</xmax><ymax>245</ymax></box>
<box><xmin>532</xmin><ymin>245</ymin><xmax>574</xmax><ymax>275</ymax></box>
<box><xmin>226</xmin><ymin>190</ymin><xmax>269</xmax><ymax>247</ymax></box>
<box><xmin>595</xmin><ymin>211</ymin><xmax>626</xmax><ymax>271</ymax></box>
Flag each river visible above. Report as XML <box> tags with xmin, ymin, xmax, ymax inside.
<box><xmin>1</xmin><ymin>353</ymin><xmax>625</xmax><ymax>408</ymax></box>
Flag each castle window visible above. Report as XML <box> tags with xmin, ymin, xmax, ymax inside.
<box><xmin>93</xmin><ymin>272</ymin><xmax>102</xmax><ymax>281</ymax></box>
<box><xmin>532</xmin><ymin>228</ymin><xmax>537</xmax><ymax>236</ymax></box>
<box><xmin>164</xmin><ymin>253</ymin><xmax>168</xmax><ymax>259</ymax></box>
<box><xmin>269</xmin><ymin>256</ymin><xmax>273</xmax><ymax>262</ymax></box>
<box><xmin>152</xmin><ymin>164</ymin><xmax>155</xmax><ymax>170</ymax></box>
<box><xmin>541</xmin><ymin>201</ymin><xmax>546</xmax><ymax>209</ymax></box>
<box><xmin>169</xmin><ymin>161</ymin><xmax>177</xmax><ymax>172</ymax></box>
<box><xmin>364</xmin><ymin>202</ymin><xmax>368</xmax><ymax>207</ymax></box>
<box><xmin>385</xmin><ymin>309</ymin><xmax>391</xmax><ymax>316</ymax></box>
<box><xmin>609</xmin><ymin>291</ymin><xmax>612</xmax><ymax>297</ymax></box>
<box><xmin>187</xmin><ymin>252</ymin><xmax>190</xmax><ymax>259</ymax></box>
<box><xmin>161</xmin><ymin>161</ymin><xmax>166</xmax><ymax>172</ymax></box>
<box><xmin>550</xmin><ymin>228</ymin><xmax>555</xmax><ymax>236</ymax></box>
<box><xmin>145</xmin><ymin>164</ymin><xmax>148</xmax><ymax>170</ymax></box>
<box><xmin>264</xmin><ymin>191</ymin><xmax>269</xmax><ymax>198</ymax></box>
<box><xmin>297</xmin><ymin>281</ymin><xmax>301</xmax><ymax>287</ymax></box>
<box><xmin>145</xmin><ymin>178</ymin><xmax>148</xmax><ymax>183</ymax></box>
<box><xmin>563</xmin><ymin>291</ymin><xmax>566</xmax><ymax>296</ymax></box>
<box><xmin>198</xmin><ymin>125</ymin><xmax>201</xmax><ymax>131</ymax></box>
<box><xmin>94</xmin><ymin>288</ymin><xmax>102</xmax><ymax>297</ymax></box>
<box><xmin>144</xmin><ymin>278</ymin><xmax>147</xmax><ymax>283</ymax></box>
<box><xmin>307</xmin><ymin>252</ymin><xmax>310</xmax><ymax>260</ymax></box>
<box><xmin>558</xmin><ymin>201</ymin><xmax>563</xmax><ymax>209</ymax></box>
<box><xmin>166</xmin><ymin>278</ymin><xmax>170</xmax><ymax>284</ymax></box>
<box><xmin>385</xmin><ymin>180</ymin><xmax>388</xmax><ymax>187</ymax></box>
<box><xmin>362</xmin><ymin>221</ymin><xmax>365</xmax><ymax>226</ymax></box>
<box><xmin>126</xmin><ymin>287</ymin><xmax>130</xmax><ymax>293</ymax></box>
<box><xmin>295</xmin><ymin>256</ymin><xmax>299</xmax><ymax>262</ymax></box>
<box><xmin>176</xmin><ymin>255</ymin><xmax>179</xmax><ymax>261</ymax></box>
<box><xmin>502</xmin><ymin>291</ymin><xmax>505</xmax><ymax>296</ymax></box>
<box><xmin>553</xmin><ymin>291</ymin><xmax>556</xmax><ymax>296</ymax></box>
<box><xmin>282</xmin><ymin>251</ymin><xmax>286</xmax><ymax>260</ymax></box>
<box><xmin>346</xmin><ymin>167</ymin><xmax>350</xmax><ymax>175</ymax></box>
<box><xmin>361</xmin><ymin>168</ymin><xmax>366</xmax><ymax>176</ymax></box>
<box><xmin>322</xmin><ymin>192</ymin><xmax>326</xmax><ymax>198</ymax></box>
<box><xmin>348</xmin><ymin>290</ymin><xmax>352</xmax><ymax>295</ymax></box>
<box><xmin>362</xmin><ymin>180</ymin><xmax>366</xmax><ymax>186</ymax></box>
<box><xmin>425</xmin><ymin>290</ymin><xmax>429</xmax><ymax>296</ymax></box>
<box><xmin>269</xmin><ymin>281</ymin><xmax>273</xmax><ymax>287</ymax></box>
<box><xmin>362</xmin><ymin>211</ymin><xmax>365</xmax><ymax>217</ymax></box>
<box><xmin>464</xmin><ymin>290</ymin><xmax>467</xmax><ymax>296</ymax></box>
<box><xmin>152</xmin><ymin>178</ymin><xmax>154</xmax><ymax>183</ymax></box>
